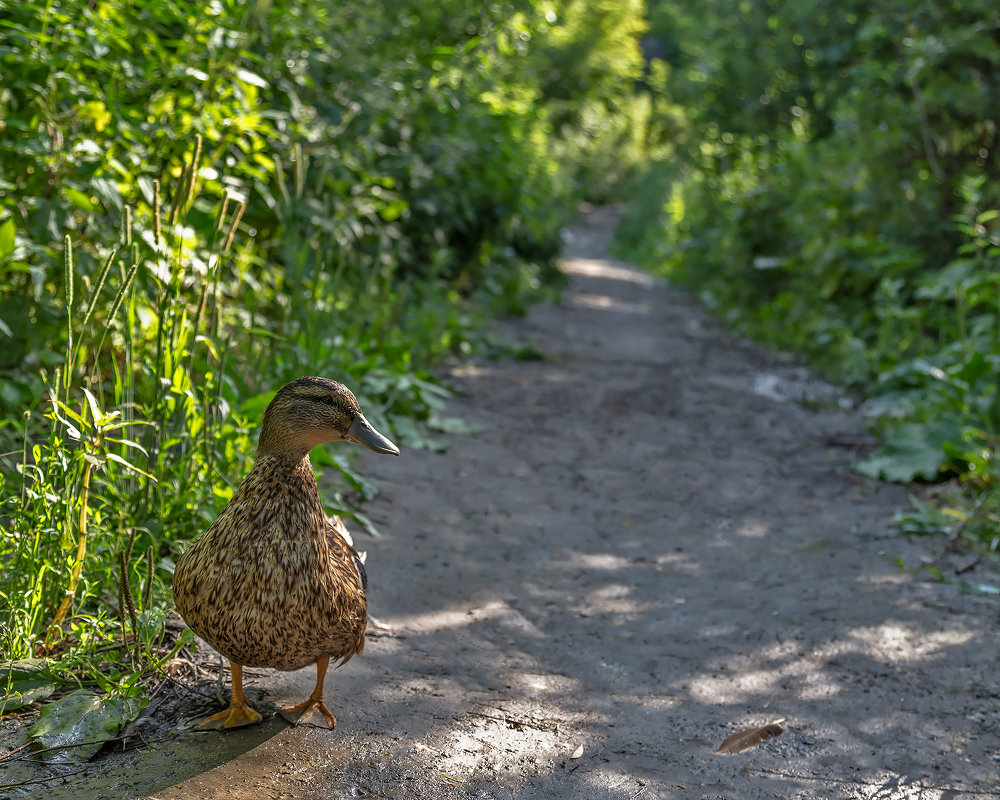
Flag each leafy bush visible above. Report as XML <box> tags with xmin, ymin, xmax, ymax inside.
<box><xmin>0</xmin><ymin>0</ymin><xmax>649</xmax><ymax>695</ymax></box>
<box><xmin>619</xmin><ymin>0</ymin><xmax>1000</xmax><ymax>548</ymax></box>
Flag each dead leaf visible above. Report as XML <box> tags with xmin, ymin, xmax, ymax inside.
<box><xmin>713</xmin><ymin>719</ymin><xmax>785</xmax><ymax>755</ymax></box>
<box><xmin>570</xmin><ymin>744</ymin><xmax>584</xmax><ymax>759</ymax></box>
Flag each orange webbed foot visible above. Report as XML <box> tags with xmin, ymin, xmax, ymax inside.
<box><xmin>194</xmin><ymin>700</ymin><xmax>263</xmax><ymax>730</ymax></box>
<box><xmin>280</xmin><ymin>697</ymin><xmax>336</xmax><ymax>729</ymax></box>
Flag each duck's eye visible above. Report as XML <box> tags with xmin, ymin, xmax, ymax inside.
<box><xmin>321</xmin><ymin>395</ymin><xmax>336</xmax><ymax>405</ymax></box>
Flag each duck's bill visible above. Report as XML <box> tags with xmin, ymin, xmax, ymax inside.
<box><xmin>347</xmin><ymin>414</ymin><xmax>400</xmax><ymax>456</ymax></box>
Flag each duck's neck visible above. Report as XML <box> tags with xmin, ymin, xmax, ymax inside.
<box><xmin>246</xmin><ymin>451</ymin><xmax>326</xmax><ymax>522</ymax></box>
<box><xmin>251</xmin><ymin>450</ymin><xmax>316</xmax><ymax>485</ymax></box>
<box><xmin>256</xmin><ymin>423</ymin><xmax>316</xmax><ymax>459</ymax></box>
<box><xmin>252</xmin><ymin>449</ymin><xmax>313</xmax><ymax>471</ymax></box>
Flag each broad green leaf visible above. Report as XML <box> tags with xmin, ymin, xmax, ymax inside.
<box><xmin>2</xmin><ymin>658</ymin><xmax>48</xmax><ymax>680</ymax></box>
<box><xmin>1</xmin><ymin>679</ymin><xmax>56</xmax><ymax>713</ymax></box>
<box><xmin>853</xmin><ymin>420</ymin><xmax>961</xmax><ymax>483</ymax></box>
<box><xmin>952</xmin><ymin>352</ymin><xmax>990</xmax><ymax>389</ymax></box>
<box><xmin>65</xmin><ymin>188</ymin><xmax>97</xmax><ymax>212</ymax></box>
<box><xmin>0</xmin><ymin>217</ymin><xmax>15</xmax><ymax>259</ymax></box>
<box><xmin>28</xmin><ymin>689</ymin><xmax>148</xmax><ymax>762</ymax></box>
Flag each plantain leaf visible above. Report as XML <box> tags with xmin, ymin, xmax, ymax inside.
<box><xmin>27</xmin><ymin>689</ymin><xmax>148</xmax><ymax>762</ymax></box>
<box><xmin>1</xmin><ymin>679</ymin><xmax>56</xmax><ymax>713</ymax></box>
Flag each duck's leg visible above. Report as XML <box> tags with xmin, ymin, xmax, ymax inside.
<box><xmin>279</xmin><ymin>655</ymin><xmax>336</xmax><ymax>728</ymax></box>
<box><xmin>194</xmin><ymin>662</ymin><xmax>263</xmax><ymax>730</ymax></box>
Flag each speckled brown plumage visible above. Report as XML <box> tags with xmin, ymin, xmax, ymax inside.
<box><xmin>173</xmin><ymin>455</ymin><xmax>368</xmax><ymax>671</ymax></box>
<box><xmin>171</xmin><ymin>376</ymin><xmax>398</xmax><ymax>729</ymax></box>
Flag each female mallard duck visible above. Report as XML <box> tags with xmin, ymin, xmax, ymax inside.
<box><xmin>172</xmin><ymin>376</ymin><xmax>399</xmax><ymax>730</ymax></box>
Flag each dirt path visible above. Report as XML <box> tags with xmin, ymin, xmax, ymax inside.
<box><xmin>151</xmin><ymin>209</ymin><xmax>995</xmax><ymax>798</ymax></box>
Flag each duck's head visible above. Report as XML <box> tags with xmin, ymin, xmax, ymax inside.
<box><xmin>256</xmin><ymin>376</ymin><xmax>400</xmax><ymax>458</ymax></box>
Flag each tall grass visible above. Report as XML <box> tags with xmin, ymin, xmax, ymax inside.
<box><xmin>0</xmin><ymin>121</ymin><xmax>553</xmax><ymax>692</ymax></box>
<box><xmin>1</xmin><ymin>146</ymin><xmax>254</xmax><ymax>681</ymax></box>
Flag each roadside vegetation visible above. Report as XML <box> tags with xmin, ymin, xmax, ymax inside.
<box><xmin>617</xmin><ymin>0</ymin><xmax>1000</xmax><ymax>551</ymax></box>
<box><xmin>4</xmin><ymin>0</ymin><xmax>996</xmax><ymax>760</ymax></box>
<box><xmin>0</xmin><ymin>0</ymin><xmax>647</xmax><ymax>739</ymax></box>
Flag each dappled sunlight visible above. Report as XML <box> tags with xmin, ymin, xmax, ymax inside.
<box><xmin>563</xmin><ymin>257</ymin><xmax>656</xmax><ymax>286</ymax></box>
<box><xmin>683</xmin><ymin>617</ymin><xmax>979</xmax><ymax>709</ymax></box>
<box><xmin>387</xmin><ymin>598</ymin><xmax>548</xmax><ymax>640</ymax></box>
<box><xmin>158</xmin><ymin>202</ymin><xmax>999</xmax><ymax>798</ymax></box>
<box><xmin>737</xmin><ymin>519</ymin><xmax>770</xmax><ymax>537</ymax></box>
<box><xmin>848</xmin><ymin>623</ymin><xmax>976</xmax><ymax>664</ymax></box>
<box><xmin>688</xmin><ymin>665</ymin><xmax>844</xmax><ymax>705</ymax></box>
<box><xmin>563</xmin><ymin>551</ymin><xmax>632</xmax><ymax>570</ymax></box>
<box><xmin>569</xmin><ymin>292</ymin><xmax>652</xmax><ymax>314</ymax></box>
<box><xmin>572</xmin><ymin>583</ymin><xmax>659</xmax><ymax>618</ymax></box>
<box><xmin>650</xmin><ymin>550</ymin><xmax>703</xmax><ymax>573</ymax></box>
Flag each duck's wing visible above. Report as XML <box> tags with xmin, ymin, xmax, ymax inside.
<box><xmin>326</xmin><ymin>514</ymin><xmax>367</xmax><ymax>593</ymax></box>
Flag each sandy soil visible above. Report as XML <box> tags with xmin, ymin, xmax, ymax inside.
<box><xmin>6</xmin><ymin>208</ymin><xmax>999</xmax><ymax>800</ymax></box>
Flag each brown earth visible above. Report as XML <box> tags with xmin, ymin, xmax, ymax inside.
<box><xmin>7</xmin><ymin>208</ymin><xmax>1000</xmax><ymax>800</ymax></box>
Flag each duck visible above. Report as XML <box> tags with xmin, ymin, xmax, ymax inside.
<box><xmin>172</xmin><ymin>376</ymin><xmax>399</xmax><ymax>730</ymax></box>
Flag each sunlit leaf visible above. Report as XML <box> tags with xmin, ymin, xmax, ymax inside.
<box><xmin>0</xmin><ymin>218</ymin><xmax>15</xmax><ymax>259</ymax></box>
<box><xmin>64</xmin><ymin>188</ymin><xmax>97</xmax><ymax>212</ymax></box>
<box><xmin>28</xmin><ymin>689</ymin><xmax>148</xmax><ymax>762</ymax></box>
<box><xmin>236</xmin><ymin>68</ymin><xmax>269</xmax><ymax>89</ymax></box>
<box><xmin>82</xmin><ymin>388</ymin><xmax>103</xmax><ymax>427</ymax></box>
<box><xmin>104</xmin><ymin>436</ymin><xmax>150</xmax><ymax>456</ymax></box>
<box><xmin>105</xmin><ymin>452</ymin><xmax>157</xmax><ymax>481</ymax></box>
<box><xmin>1</xmin><ymin>679</ymin><xmax>55</xmax><ymax>713</ymax></box>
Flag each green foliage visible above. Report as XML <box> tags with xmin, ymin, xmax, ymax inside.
<box><xmin>28</xmin><ymin>688</ymin><xmax>147</xmax><ymax>762</ymax></box>
<box><xmin>621</xmin><ymin>0</ymin><xmax>1000</xmax><ymax>548</ymax></box>
<box><xmin>530</xmin><ymin>0</ymin><xmax>657</xmax><ymax>199</ymax></box>
<box><xmin>0</xmin><ymin>0</ymin><xmax>652</xmax><ymax>709</ymax></box>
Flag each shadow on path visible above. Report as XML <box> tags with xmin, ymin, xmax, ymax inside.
<box><xmin>25</xmin><ymin>207</ymin><xmax>995</xmax><ymax>800</ymax></box>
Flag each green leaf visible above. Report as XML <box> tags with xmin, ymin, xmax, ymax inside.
<box><xmin>853</xmin><ymin>420</ymin><xmax>960</xmax><ymax>483</ymax></box>
<box><xmin>0</xmin><ymin>217</ymin><xmax>15</xmax><ymax>259</ymax></box>
<box><xmin>104</xmin><ymin>436</ymin><xmax>150</xmax><ymax>456</ymax></box>
<box><xmin>952</xmin><ymin>351</ymin><xmax>990</xmax><ymax>389</ymax></box>
<box><xmin>105</xmin><ymin>452</ymin><xmax>157</xmax><ymax>481</ymax></box>
<box><xmin>28</xmin><ymin>689</ymin><xmax>148</xmax><ymax>762</ymax></box>
<box><xmin>1</xmin><ymin>679</ymin><xmax>56</xmax><ymax>713</ymax></box>
<box><xmin>52</xmin><ymin>398</ymin><xmax>87</xmax><ymax>428</ymax></box>
<box><xmin>82</xmin><ymin>387</ymin><xmax>103</xmax><ymax>426</ymax></box>
<box><xmin>427</xmin><ymin>415</ymin><xmax>482</xmax><ymax>435</ymax></box>
<box><xmin>1</xmin><ymin>658</ymin><xmax>48</xmax><ymax>680</ymax></box>
<box><xmin>65</xmin><ymin>188</ymin><xmax>97</xmax><ymax>212</ymax></box>
<box><xmin>236</xmin><ymin>68</ymin><xmax>269</xmax><ymax>88</ymax></box>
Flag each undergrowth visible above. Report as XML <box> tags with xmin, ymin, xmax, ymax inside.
<box><xmin>0</xmin><ymin>0</ymin><xmax>649</xmax><ymax>734</ymax></box>
<box><xmin>619</xmin><ymin>0</ymin><xmax>1000</xmax><ymax>551</ymax></box>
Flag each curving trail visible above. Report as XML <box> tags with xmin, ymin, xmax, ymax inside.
<box><xmin>157</xmin><ymin>208</ymin><xmax>999</xmax><ymax>800</ymax></box>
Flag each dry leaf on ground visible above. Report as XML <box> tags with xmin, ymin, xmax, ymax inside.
<box><xmin>713</xmin><ymin>720</ymin><xmax>785</xmax><ymax>755</ymax></box>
